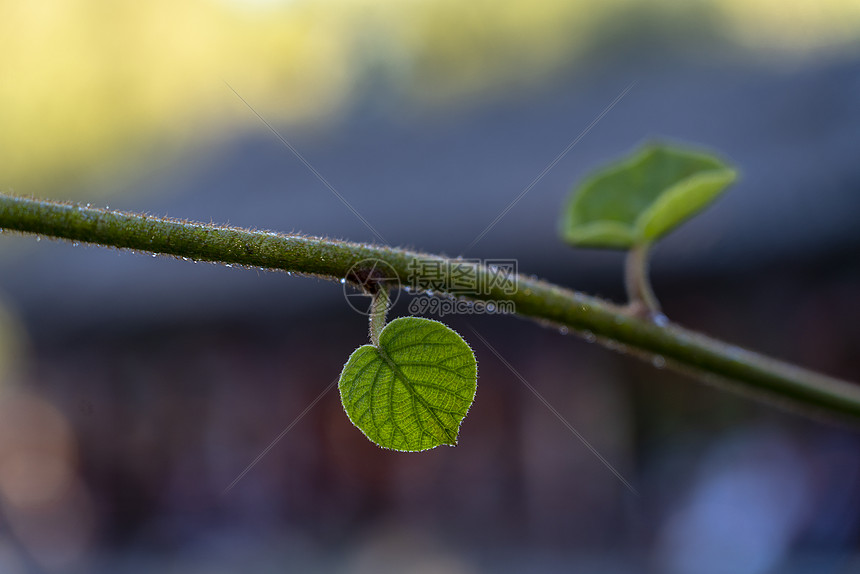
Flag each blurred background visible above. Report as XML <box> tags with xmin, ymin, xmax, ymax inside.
<box><xmin>1</xmin><ymin>0</ymin><xmax>860</xmax><ymax>572</ymax></box>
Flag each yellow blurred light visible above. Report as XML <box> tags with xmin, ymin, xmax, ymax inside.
<box><xmin>715</xmin><ymin>0</ymin><xmax>860</xmax><ymax>52</ymax></box>
<box><xmin>0</xmin><ymin>0</ymin><xmax>857</xmax><ymax>198</ymax></box>
<box><xmin>0</xmin><ymin>0</ymin><xmax>352</xmax><ymax>196</ymax></box>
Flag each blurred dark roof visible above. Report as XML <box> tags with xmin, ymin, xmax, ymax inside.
<box><xmin>2</xmin><ymin>55</ymin><xmax>859</xmax><ymax>334</ymax></box>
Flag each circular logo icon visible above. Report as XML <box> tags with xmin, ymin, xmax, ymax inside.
<box><xmin>342</xmin><ymin>258</ymin><xmax>401</xmax><ymax>315</ymax></box>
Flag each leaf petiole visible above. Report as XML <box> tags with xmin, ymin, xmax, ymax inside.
<box><xmin>624</xmin><ymin>242</ymin><xmax>661</xmax><ymax>318</ymax></box>
<box><xmin>368</xmin><ymin>288</ymin><xmax>390</xmax><ymax>347</ymax></box>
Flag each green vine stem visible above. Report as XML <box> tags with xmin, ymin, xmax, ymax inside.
<box><xmin>1</xmin><ymin>194</ymin><xmax>859</xmax><ymax>421</ymax></box>
<box><xmin>368</xmin><ymin>288</ymin><xmax>389</xmax><ymax>347</ymax></box>
<box><xmin>625</xmin><ymin>242</ymin><xmax>661</xmax><ymax>317</ymax></box>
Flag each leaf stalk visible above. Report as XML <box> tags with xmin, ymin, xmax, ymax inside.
<box><xmin>625</xmin><ymin>242</ymin><xmax>661</xmax><ymax>318</ymax></box>
<box><xmin>368</xmin><ymin>288</ymin><xmax>389</xmax><ymax>347</ymax></box>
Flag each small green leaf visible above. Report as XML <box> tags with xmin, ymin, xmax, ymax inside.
<box><xmin>560</xmin><ymin>142</ymin><xmax>737</xmax><ymax>249</ymax></box>
<box><xmin>338</xmin><ymin>317</ymin><xmax>477</xmax><ymax>452</ymax></box>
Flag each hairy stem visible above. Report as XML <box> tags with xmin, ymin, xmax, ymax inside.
<box><xmin>368</xmin><ymin>288</ymin><xmax>389</xmax><ymax>347</ymax></box>
<box><xmin>1</xmin><ymin>194</ymin><xmax>859</xmax><ymax>421</ymax></box>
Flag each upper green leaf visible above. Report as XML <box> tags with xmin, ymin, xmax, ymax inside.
<box><xmin>560</xmin><ymin>142</ymin><xmax>737</xmax><ymax>249</ymax></box>
<box><xmin>338</xmin><ymin>317</ymin><xmax>478</xmax><ymax>452</ymax></box>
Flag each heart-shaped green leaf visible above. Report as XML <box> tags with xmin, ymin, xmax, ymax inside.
<box><xmin>560</xmin><ymin>142</ymin><xmax>737</xmax><ymax>249</ymax></box>
<box><xmin>338</xmin><ymin>317</ymin><xmax>477</xmax><ymax>452</ymax></box>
